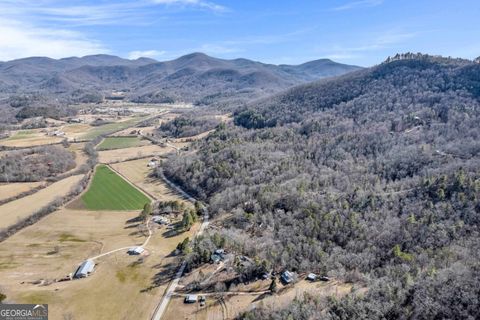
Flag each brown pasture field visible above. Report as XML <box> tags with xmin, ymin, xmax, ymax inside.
<box><xmin>61</xmin><ymin>124</ymin><xmax>92</xmax><ymax>141</ymax></box>
<box><xmin>164</xmin><ymin>280</ymin><xmax>354</xmax><ymax>320</ymax></box>
<box><xmin>0</xmin><ymin>182</ymin><xmax>45</xmax><ymax>202</ymax></box>
<box><xmin>0</xmin><ymin>130</ymin><xmax>63</xmax><ymax>147</ymax></box>
<box><xmin>111</xmin><ymin>158</ymin><xmax>190</xmax><ymax>203</ymax></box>
<box><xmin>98</xmin><ymin>144</ymin><xmax>170</xmax><ymax>163</ymax></box>
<box><xmin>0</xmin><ymin>207</ymin><xmax>199</xmax><ymax>320</ymax></box>
<box><xmin>0</xmin><ymin>174</ymin><xmax>84</xmax><ymax>229</ymax></box>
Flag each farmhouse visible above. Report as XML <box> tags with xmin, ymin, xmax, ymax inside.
<box><xmin>280</xmin><ymin>270</ymin><xmax>294</xmax><ymax>284</ymax></box>
<box><xmin>184</xmin><ymin>295</ymin><xmax>197</xmax><ymax>303</ymax></box>
<box><xmin>74</xmin><ymin>260</ymin><xmax>95</xmax><ymax>278</ymax></box>
<box><xmin>152</xmin><ymin>216</ymin><xmax>169</xmax><ymax>225</ymax></box>
<box><xmin>127</xmin><ymin>247</ymin><xmax>145</xmax><ymax>255</ymax></box>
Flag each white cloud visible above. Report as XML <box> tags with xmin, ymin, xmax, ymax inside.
<box><xmin>128</xmin><ymin>50</ymin><xmax>166</xmax><ymax>60</ymax></box>
<box><xmin>333</xmin><ymin>0</ymin><xmax>383</xmax><ymax>11</ymax></box>
<box><xmin>0</xmin><ymin>19</ymin><xmax>108</xmax><ymax>61</ymax></box>
<box><xmin>149</xmin><ymin>0</ymin><xmax>228</xmax><ymax>12</ymax></box>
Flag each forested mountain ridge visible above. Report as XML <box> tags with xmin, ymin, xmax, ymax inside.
<box><xmin>162</xmin><ymin>54</ymin><xmax>480</xmax><ymax>319</ymax></box>
<box><xmin>0</xmin><ymin>53</ymin><xmax>360</xmax><ymax>123</ymax></box>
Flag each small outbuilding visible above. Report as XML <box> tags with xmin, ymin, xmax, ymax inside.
<box><xmin>74</xmin><ymin>260</ymin><xmax>95</xmax><ymax>278</ymax></box>
<box><xmin>184</xmin><ymin>295</ymin><xmax>198</xmax><ymax>303</ymax></box>
<box><xmin>128</xmin><ymin>247</ymin><xmax>145</xmax><ymax>255</ymax></box>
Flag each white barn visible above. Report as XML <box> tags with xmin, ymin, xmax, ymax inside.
<box><xmin>74</xmin><ymin>260</ymin><xmax>95</xmax><ymax>278</ymax></box>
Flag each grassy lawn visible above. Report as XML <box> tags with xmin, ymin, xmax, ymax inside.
<box><xmin>81</xmin><ymin>165</ymin><xmax>150</xmax><ymax>210</ymax></box>
<box><xmin>96</xmin><ymin>136</ymin><xmax>144</xmax><ymax>151</ymax></box>
<box><xmin>81</xmin><ymin>118</ymin><xmax>142</xmax><ymax>140</ymax></box>
<box><xmin>4</xmin><ymin>130</ymin><xmax>35</xmax><ymax>140</ymax></box>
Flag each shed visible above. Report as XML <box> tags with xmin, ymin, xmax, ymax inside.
<box><xmin>184</xmin><ymin>295</ymin><xmax>198</xmax><ymax>303</ymax></box>
<box><xmin>128</xmin><ymin>247</ymin><xmax>145</xmax><ymax>255</ymax></box>
<box><xmin>281</xmin><ymin>270</ymin><xmax>294</xmax><ymax>284</ymax></box>
<box><xmin>307</xmin><ymin>273</ymin><xmax>317</xmax><ymax>281</ymax></box>
<box><xmin>74</xmin><ymin>260</ymin><xmax>95</xmax><ymax>278</ymax></box>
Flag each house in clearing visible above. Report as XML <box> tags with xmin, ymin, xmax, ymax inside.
<box><xmin>74</xmin><ymin>260</ymin><xmax>95</xmax><ymax>278</ymax></box>
<box><xmin>127</xmin><ymin>247</ymin><xmax>145</xmax><ymax>255</ymax></box>
<box><xmin>152</xmin><ymin>216</ymin><xmax>169</xmax><ymax>225</ymax></box>
<box><xmin>184</xmin><ymin>295</ymin><xmax>198</xmax><ymax>303</ymax></box>
<box><xmin>280</xmin><ymin>270</ymin><xmax>294</xmax><ymax>284</ymax></box>
<box><xmin>307</xmin><ymin>273</ymin><xmax>317</xmax><ymax>281</ymax></box>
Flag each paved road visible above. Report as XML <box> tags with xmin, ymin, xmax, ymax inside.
<box><xmin>151</xmin><ymin>171</ymin><xmax>209</xmax><ymax>320</ymax></box>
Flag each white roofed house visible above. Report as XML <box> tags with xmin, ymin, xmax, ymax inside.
<box><xmin>127</xmin><ymin>247</ymin><xmax>145</xmax><ymax>255</ymax></box>
<box><xmin>74</xmin><ymin>260</ymin><xmax>95</xmax><ymax>278</ymax></box>
<box><xmin>307</xmin><ymin>273</ymin><xmax>317</xmax><ymax>281</ymax></box>
<box><xmin>280</xmin><ymin>270</ymin><xmax>294</xmax><ymax>284</ymax></box>
<box><xmin>184</xmin><ymin>295</ymin><xmax>198</xmax><ymax>303</ymax></box>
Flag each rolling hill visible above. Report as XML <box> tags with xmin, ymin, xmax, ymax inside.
<box><xmin>0</xmin><ymin>53</ymin><xmax>359</xmax><ymax>122</ymax></box>
<box><xmin>0</xmin><ymin>53</ymin><xmax>361</xmax><ymax>122</ymax></box>
<box><xmin>162</xmin><ymin>53</ymin><xmax>480</xmax><ymax>319</ymax></box>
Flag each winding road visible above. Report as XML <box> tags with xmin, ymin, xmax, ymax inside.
<box><xmin>151</xmin><ymin>170</ymin><xmax>209</xmax><ymax>320</ymax></box>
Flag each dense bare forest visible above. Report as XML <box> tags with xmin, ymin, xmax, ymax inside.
<box><xmin>0</xmin><ymin>145</ymin><xmax>75</xmax><ymax>182</ymax></box>
<box><xmin>158</xmin><ymin>113</ymin><xmax>221</xmax><ymax>138</ymax></box>
<box><xmin>161</xmin><ymin>55</ymin><xmax>480</xmax><ymax>319</ymax></box>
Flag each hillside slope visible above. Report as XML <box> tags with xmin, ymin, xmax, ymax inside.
<box><xmin>163</xmin><ymin>54</ymin><xmax>480</xmax><ymax>319</ymax></box>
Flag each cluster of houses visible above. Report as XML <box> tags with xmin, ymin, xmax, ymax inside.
<box><xmin>46</xmin><ymin>129</ymin><xmax>65</xmax><ymax>137</ymax></box>
<box><xmin>280</xmin><ymin>270</ymin><xmax>330</xmax><ymax>284</ymax></box>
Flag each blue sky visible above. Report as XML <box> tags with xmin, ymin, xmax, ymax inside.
<box><xmin>0</xmin><ymin>0</ymin><xmax>479</xmax><ymax>66</ymax></box>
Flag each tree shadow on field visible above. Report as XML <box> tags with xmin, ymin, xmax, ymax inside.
<box><xmin>140</xmin><ymin>261</ymin><xmax>177</xmax><ymax>292</ymax></box>
<box><xmin>124</xmin><ymin>223</ymin><xmax>141</xmax><ymax>229</ymax></box>
<box><xmin>252</xmin><ymin>292</ymin><xmax>271</xmax><ymax>302</ymax></box>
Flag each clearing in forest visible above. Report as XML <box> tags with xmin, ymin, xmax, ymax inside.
<box><xmin>96</xmin><ymin>136</ymin><xmax>145</xmax><ymax>151</ymax></box>
<box><xmin>81</xmin><ymin>165</ymin><xmax>150</xmax><ymax>210</ymax></box>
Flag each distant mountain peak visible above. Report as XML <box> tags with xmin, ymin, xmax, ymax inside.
<box><xmin>474</xmin><ymin>56</ymin><xmax>480</xmax><ymax>64</ymax></box>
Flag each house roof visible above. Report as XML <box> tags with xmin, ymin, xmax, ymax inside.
<box><xmin>128</xmin><ymin>247</ymin><xmax>144</xmax><ymax>254</ymax></box>
<box><xmin>185</xmin><ymin>295</ymin><xmax>197</xmax><ymax>301</ymax></box>
<box><xmin>75</xmin><ymin>260</ymin><xmax>95</xmax><ymax>276</ymax></box>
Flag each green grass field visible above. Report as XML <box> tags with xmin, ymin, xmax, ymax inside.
<box><xmin>96</xmin><ymin>136</ymin><xmax>144</xmax><ymax>151</ymax></box>
<box><xmin>82</xmin><ymin>165</ymin><xmax>150</xmax><ymax>210</ymax></box>
<box><xmin>3</xmin><ymin>130</ymin><xmax>35</xmax><ymax>141</ymax></box>
<box><xmin>81</xmin><ymin>118</ymin><xmax>142</xmax><ymax>140</ymax></box>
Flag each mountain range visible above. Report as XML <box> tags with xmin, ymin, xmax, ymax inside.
<box><xmin>0</xmin><ymin>53</ymin><xmax>361</xmax><ymax>122</ymax></box>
